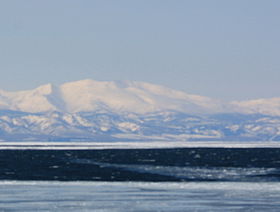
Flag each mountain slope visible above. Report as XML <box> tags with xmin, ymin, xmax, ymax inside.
<box><xmin>0</xmin><ymin>110</ymin><xmax>279</xmax><ymax>141</ymax></box>
<box><xmin>0</xmin><ymin>79</ymin><xmax>279</xmax><ymax>142</ymax></box>
<box><xmin>0</xmin><ymin>79</ymin><xmax>226</xmax><ymax>114</ymax></box>
<box><xmin>1</xmin><ymin>79</ymin><xmax>279</xmax><ymax>116</ymax></box>
<box><xmin>0</xmin><ymin>84</ymin><xmax>58</xmax><ymax>113</ymax></box>
<box><xmin>231</xmin><ymin>98</ymin><xmax>280</xmax><ymax>116</ymax></box>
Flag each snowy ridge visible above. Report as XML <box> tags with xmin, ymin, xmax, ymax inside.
<box><xmin>0</xmin><ymin>79</ymin><xmax>279</xmax><ymax>141</ymax></box>
<box><xmin>231</xmin><ymin>98</ymin><xmax>280</xmax><ymax>116</ymax></box>
<box><xmin>0</xmin><ymin>79</ymin><xmax>226</xmax><ymax>114</ymax></box>
<box><xmin>0</xmin><ymin>110</ymin><xmax>280</xmax><ymax>141</ymax></box>
<box><xmin>0</xmin><ymin>79</ymin><xmax>279</xmax><ymax>116</ymax></box>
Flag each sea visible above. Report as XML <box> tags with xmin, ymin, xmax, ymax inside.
<box><xmin>1</xmin><ymin>142</ymin><xmax>280</xmax><ymax>211</ymax></box>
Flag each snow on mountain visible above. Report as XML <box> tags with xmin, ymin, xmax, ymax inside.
<box><xmin>0</xmin><ymin>79</ymin><xmax>279</xmax><ymax>116</ymax></box>
<box><xmin>0</xmin><ymin>84</ymin><xmax>57</xmax><ymax>113</ymax></box>
<box><xmin>60</xmin><ymin>79</ymin><xmax>226</xmax><ymax>114</ymax></box>
<box><xmin>0</xmin><ymin>79</ymin><xmax>280</xmax><ymax>142</ymax></box>
<box><xmin>231</xmin><ymin>98</ymin><xmax>280</xmax><ymax>116</ymax></box>
<box><xmin>0</xmin><ymin>110</ymin><xmax>279</xmax><ymax>141</ymax></box>
<box><xmin>0</xmin><ymin>79</ymin><xmax>280</xmax><ymax>116</ymax></box>
<box><xmin>0</xmin><ymin>79</ymin><xmax>226</xmax><ymax>114</ymax></box>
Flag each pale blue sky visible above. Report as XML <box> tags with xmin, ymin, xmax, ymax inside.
<box><xmin>0</xmin><ymin>0</ymin><xmax>279</xmax><ymax>100</ymax></box>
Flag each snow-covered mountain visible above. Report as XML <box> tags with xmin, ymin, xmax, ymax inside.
<box><xmin>231</xmin><ymin>98</ymin><xmax>280</xmax><ymax>116</ymax></box>
<box><xmin>0</xmin><ymin>79</ymin><xmax>279</xmax><ymax>141</ymax></box>
<box><xmin>0</xmin><ymin>79</ymin><xmax>227</xmax><ymax>114</ymax></box>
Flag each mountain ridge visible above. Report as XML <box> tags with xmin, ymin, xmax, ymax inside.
<box><xmin>0</xmin><ymin>79</ymin><xmax>279</xmax><ymax>142</ymax></box>
<box><xmin>0</xmin><ymin>79</ymin><xmax>278</xmax><ymax>116</ymax></box>
<box><xmin>0</xmin><ymin>79</ymin><xmax>226</xmax><ymax>114</ymax></box>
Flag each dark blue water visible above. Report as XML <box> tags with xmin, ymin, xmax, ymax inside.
<box><xmin>2</xmin><ymin>147</ymin><xmax>280</xmax><ymax>211</ymax></box>
<box><xmin>1</xmin><ymin>148</ymin><xmax>280</xmax><ymax>182</ymax></box>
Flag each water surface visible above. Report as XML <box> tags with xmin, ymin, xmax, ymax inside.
<box><xmin>2</xmin><ymin>144</ymin><xmax>280</xmax><ymax>211</ymax></box>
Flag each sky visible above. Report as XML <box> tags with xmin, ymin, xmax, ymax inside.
<box><xmin>0</xmin><ymin>0</ymin><xmax>279</xmax><ymax>101</ymax></box>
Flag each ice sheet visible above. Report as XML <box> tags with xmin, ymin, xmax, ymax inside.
<box><xmin>1</xmin><ymin>181</ymin><xmax>280</xmax><ymax>211</ymax></box>
<box><xmin>1</xmin><ymin>141</ymin><xmax>280</xmax><ymax>150</ymax></box>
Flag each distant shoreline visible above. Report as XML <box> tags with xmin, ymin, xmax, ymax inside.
<box><xmin>0</xmin><ymin>141</ymin><xmax>280</xmax><ymax>150</ymax></box>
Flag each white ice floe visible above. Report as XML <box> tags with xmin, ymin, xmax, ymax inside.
<box><xmin>1</xmin><ymin>141</ymin><xmax>280</xmax><ymax>150</ymax></box>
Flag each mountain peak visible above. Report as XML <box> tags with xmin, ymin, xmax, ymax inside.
<box><xmin>34</xmin><ymin>83</ymin><xmax>55</xmax><ymax>95</ymax></box>
<box><xmin>0</xmin><ymin>79</ymin><xmax>279</xmax><ymax>116</ymax></box>
<box><xmin>58</xmin><ymin>79</ymin><xmax>224</xmax><ymax>114</ymax></box>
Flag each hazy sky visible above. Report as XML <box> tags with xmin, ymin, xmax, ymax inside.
<box><xmin>0</xmin><ymin>0</ymin><xmax>279</xmax><ymax>100</ymax></box>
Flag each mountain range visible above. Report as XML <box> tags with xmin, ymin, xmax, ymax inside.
<box><xmin>0</xmin><ymin>79</ymin><xmax>279</xmax><ymax>141</ymax></box>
